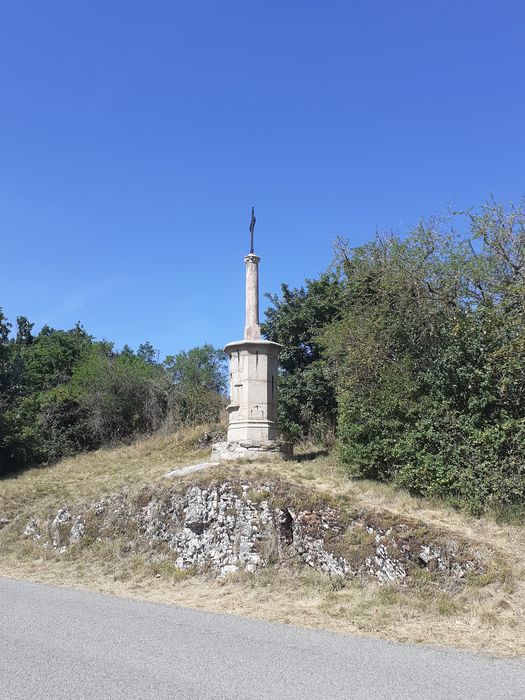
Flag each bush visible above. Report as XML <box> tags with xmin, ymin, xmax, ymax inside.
<box><xmin>330</xmin><ymin>200</ymin><xmax>525</xmax><ymax>514</ymax></box>
<box><xmin>0</xmin><ymin>315</ymin><xmax>226</xmax><ymax>474</ymax></box>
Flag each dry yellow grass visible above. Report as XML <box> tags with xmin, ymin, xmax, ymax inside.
<box><xmin>0</xmin><ymin>426</ymin><xmax>206</xmax><ymax>517</ymax></box>
<box><xmin>1</xmin><ymin>430</ymin><xmax>524</xmax><ymax>657</ymax></box>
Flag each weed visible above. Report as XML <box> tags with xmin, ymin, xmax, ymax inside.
<box><xmin>376</xmin><ymin>586</ymin><xmax>400</xmax><ymax>606</ymax></box>
<box><xmin>436</xmin><ymin>595</ymin><xmax>462</xmax><ymax>617</ymax></box>
<box><xmin>344</xmin><ymin>527</ymin><xmax>376</xmax><ymax>547</ymax></box>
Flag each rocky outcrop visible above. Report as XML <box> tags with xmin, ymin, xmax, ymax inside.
<box><xmin>21</xmin><ymin>479</ymin><xmax>485</xmax><ymax>586</ymax></box>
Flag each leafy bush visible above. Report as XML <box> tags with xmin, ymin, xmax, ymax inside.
<box><xmin>329</xmin><ymin>200</ymin><xmax>525</xmax><ymax>513</ymax></box>
<box><xmin>264</xmin><ymin>199</ymin><xmax>525</xmax><ymax>513</ymax></box>
<box><xmin>0</xmin><ymin>315</ymin><xmax>226</xmax><ymax>475</ymax></box>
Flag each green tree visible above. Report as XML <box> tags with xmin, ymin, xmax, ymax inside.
<box><xmin>328</xmin><ymin>201</ymin><xmax>525</xmax><ymax>514</ymax></box>
<box><xmin>0</xmin><ymin>317</ymin><xmax>230</xmax><ymax>473</ymax></box>
<box><xmin>137</xmin><ymin>341</ymin><xmax>158</xmax><ymax>364</ymax></box>
<box><xmin>164</xmin><ymin>345</ymin><xmax>227</xmax><ymax>426</ymax></box>
<box><xmin>2</xmin><ymin>322</ymin><xmax>94</xmax><ymax>469</ymax></box>
<box><xmin>164</xmin><ymin>344</ymin><xmax>227</xmax><ymax>393</ymax></box>
<box><xmin>70</xmin><ymin>345</ymin><xmax>168</xmax><ymax>447</ymax></box>
<box><xmin>0</xmin><ymin>309</ymin><xmax>13</xmax><ymax>469</ymax></box>
<box><xmin>262</xmin><ymin>274</ymin><xmax>342</xmax><ymax>442</ymax></box>
<box><xmin>0</xmin><ymin>308</ymin><xmax>13</xmax><ymax>396</ymax></box>
<box><xmin>21</xmin><ymin>323</ymin><xmax>92</xmax><ymax>393</ymax></box>
<box><xmin>15</xmin><ymin>316</ymin><xmax>34</xmax><ymax>346</ymax></box>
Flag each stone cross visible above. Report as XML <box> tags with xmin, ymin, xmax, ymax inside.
<box><xmin>210</xmin><ymin>208</ymin><xmax>291</xmax><ymax>461</ymax></box>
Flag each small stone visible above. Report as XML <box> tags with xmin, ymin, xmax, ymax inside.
<box><xmin>24</xmin><ymin>519</ymin><xmax>41</xmax><ymax>540</ymax></box>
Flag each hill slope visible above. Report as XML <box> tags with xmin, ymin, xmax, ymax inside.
<box><xmin>1</xmin><ymin>429</ymin><xmax>523</xmax><ymax>657</ymax></box>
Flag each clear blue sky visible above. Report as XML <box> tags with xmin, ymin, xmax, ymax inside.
<box><xmin>1</xmin><ymin>1</ymin><xmax>524</xmax><ymax>357</ymax></box>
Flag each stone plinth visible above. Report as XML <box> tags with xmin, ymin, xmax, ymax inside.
<box><xmin>224</xmin><ymin>339</ymin><xmax>280</xmax><ymax>442</ymax></box>
<box><xmin>211</xmin><ymin>440</ymin><xmax>292</xmax><ymax>462</ymax></box>
<box><xmin>210</xmin><ymin>338</ymin><xmax>291</xmax><ymax>461</ymax></box>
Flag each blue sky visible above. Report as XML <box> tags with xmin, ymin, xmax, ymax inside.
<box><xmin>1</xmin><ymin>1</ymin><xmax>524</xmax><ymax>357</ymax></box>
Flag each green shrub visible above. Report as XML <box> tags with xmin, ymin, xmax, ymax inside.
<box><xmin>332</xmin><ymin>200</ymin><xmax>525</xmax><ymax>514</ymax></box>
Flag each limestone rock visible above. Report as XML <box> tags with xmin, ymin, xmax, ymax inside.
<box><xmin>23</xmin><ymin>479</ymin><xmax>486</xmax><ymax>587</ymax></box>
<box><xmin>69</xmin><ymin>516</ymin><xmax>86</xmax><ymax>543</ymax></box>
<box><xmin>24</xmin><ymin>518</ymin><xmax>41</xmax><ymax>540</ymax></box>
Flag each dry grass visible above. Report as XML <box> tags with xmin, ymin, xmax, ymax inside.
<box><xmin>1</xmin><ymin>431</ymin><xmax>524</xmax><ymax>657</ymax></box>
<box><xmin>0</xmin><ymin>426</ymin><xmax>206</xmax><ymax>518</ymax></box>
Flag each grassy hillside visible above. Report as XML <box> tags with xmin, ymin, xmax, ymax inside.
<box><xmin>1</xmin><ymin>428</ymin><xmax>524</xmax><ymax>657</ymax></box>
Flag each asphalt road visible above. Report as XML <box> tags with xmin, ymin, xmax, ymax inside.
<box><xmin>1</xmin><ymin>577</ymin><xmax>523</xmax><ymax>699</ymax></box>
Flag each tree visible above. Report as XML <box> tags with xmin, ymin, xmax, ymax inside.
<box><xmin>121</xmin><ymin>344</ymin><xmax>135</xmax><ymax>358</ymax></box>
<box><xmin>16</xmin><ymin>316</ymin><xmax>34</xmax><ymax>346</ymax></box>
<box><xmin>70</xmin><ymin>345</ymin><xmax>168</xmax><ymax>447</ymax></box>
<box><xmin>137</xmin><ymin>341</ymin><xmax>158</xmax><ymax>364</ymax></box>
<box><xmin>262</xmin><ymin>274</ymin><xmax>342</xmax><ymax>441</ymax></box>
<box><xmin>0</xmin><ymin>309</ymin><xmax>13</xmax><ymax>469</ymax></box>
<box><xmin>0</xmin><ymin>316</ymin><xmax>229</xmax><ymax>474</ymax></box>
<box><xmin>164</xmin><ymin>344</ymin><xmax>227</xmax><ymax>393</ymax></box>
<box><xmin>0</xmin><ymin>308</ymin><xmax>13</xmax><ymax>395</ymax></box>
<box><xmin>164</xmin><ymin>345</ymin><xmax>227</xmax><ymax>426</ymax></box>
<box><xmin>21</xmin><ymin>324</ymin><xmax>92</xmax><ymax>393</ymax></box>
<box><xmin>328</xmin><ymin>201</ymin><xmax>525</xmax><ymax>514</ymax></box>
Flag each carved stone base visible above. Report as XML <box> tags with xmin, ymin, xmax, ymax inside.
<box><xmin>211</xmin><ymin>440</ymin><xmax>293</xmax><ymax>462</ymax></box>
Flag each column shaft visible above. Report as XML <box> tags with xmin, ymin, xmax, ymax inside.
<box><xmin>244</xmin><ymin>254</ymin><xmax>261</xmax><ymax>339</ymax></box>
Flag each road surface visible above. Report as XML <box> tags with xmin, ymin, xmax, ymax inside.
<box><xmin>0</xmin><ymin>577</ymin><xmax>523</xmax><ymax>699</ymax></box>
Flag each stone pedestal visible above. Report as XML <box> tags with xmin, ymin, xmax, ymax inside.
<box><xmin>211</xmin><ymin>339</ymin><xmax>291</xmax><ymax>461</ymax></box>
<box><xmin>225</xmin><ymin>339</ymin><xmax>280</xmax><ymax>442</ymax></box>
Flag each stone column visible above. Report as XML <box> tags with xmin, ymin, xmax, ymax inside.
<box><xmin>244</xmin><ymin>253</ymin><xmax>261</xmax><ymax>340</ymax></box>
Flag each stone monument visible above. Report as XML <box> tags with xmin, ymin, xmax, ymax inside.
<box><xmin>212</xmin><ymin>209</ymin><xmax>291</xmax><ymax>461</ymax></box>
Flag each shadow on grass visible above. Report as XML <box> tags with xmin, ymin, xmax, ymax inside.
<box><xmin>294</xmin><ymin>449</ymin><xmax>329</xmax><ymax>463</ymax></box>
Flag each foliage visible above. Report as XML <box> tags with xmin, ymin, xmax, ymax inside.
<box><xmin>263</xmin><ymin>198</ymin><xmax>525</xmax><ymax>513</ymax></box>
<box><xmin>163</xmin><ymin>344</ymin><xmax>227</xmax><ymax>426</ymax></box>
<box><xmin>164</xmin><ymin>344</ymin><xmax>227</xmax><ymax>394</ymax></box>
<box><xmin>0</xmin><ymin>315</ymin><xmax>225</xmax><ymax>475</ymax></box>
<box><xmin>70</xmin><ymin>347</ymin><xmax>168</xmax><ymax>448</ymax></box>
<box><xmin>327</xmin><ymin>200</ymin><xmax>525</xmax><ymax>513</ymax></box>
<box><xmin>262</xmin><ymin>274</ymin><xmax>342</xmax><ymax>442</ymax></box>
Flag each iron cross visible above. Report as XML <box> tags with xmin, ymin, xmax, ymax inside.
<box><xmin>249</xmin><ymin>206</ymin><xmax>256</xmax><ymax>254</ymax></box>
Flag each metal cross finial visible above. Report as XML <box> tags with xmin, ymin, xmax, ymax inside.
<box><xmin>249</xmin><ymin>206</ymin><xmax>256</xmax><ymax>254</ymax></box>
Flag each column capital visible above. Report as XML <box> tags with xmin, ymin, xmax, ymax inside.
<box><xmin>244</xmin><ymin>253</ymin><xmax>261</xmax><ymax>264</ymax></box>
